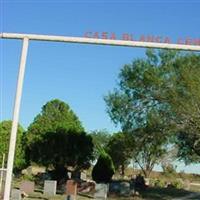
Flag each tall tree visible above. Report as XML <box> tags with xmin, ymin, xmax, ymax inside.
<box><xmin>159</xmin><ymin>54</ymin><xmax>200</xmax><ymax>163</ymax></box>
<box><xmin>105</xmin><ymin>50</ymin><xmax>177</xmax><ymax>131</ymax></box>
<box><xmin>25</xmin><ymin>99</ymin><xmax>86</xmax><ymax>178</ymax></box>
<box><xmin>131</xmin><ymin>111</ymin><xmax>169</xmax><ymax>177</ymax></box>
<box><xmin>29</xmin><ymin>129</ymin><xmax>94</xmax><ymax>181</ymax></box>
<box><xmin>0</xmin><ymin>121</ymin><xmax>26</xmax><ymax>171</ymax></box>
<box><xmin>107</xmin><ymin>132</ymin><xmax>132</xmax><ymax>176</ymax></box>
<box><xmin>26</xmin><ymin>99</ymin><xmax>84</xmax><ymax>147</ymax></box>
<box><xmin>105</xmin><ymin>50</ymin><xmax>200</xmax><ymax>166</ymax></box>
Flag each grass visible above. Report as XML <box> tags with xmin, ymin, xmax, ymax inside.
<box><xmin>19</xmin><ymin>187</ymin><xmax>200</xmax><ymax>200</ymax></box>
<box><xmin>11</xmin><ymin>168</ymin><xmax>200</xmax><ymax>200</ymax></box>
<box><xmin>141</xmin><ymin>187</ymin><xmax>192</xmax><ymax>200</ymax></box>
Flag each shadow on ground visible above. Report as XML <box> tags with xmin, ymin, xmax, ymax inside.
<box><xmin>141</xmin><ymin>187</ymin><xmax>194</xmax><ymax>200</ymax></box>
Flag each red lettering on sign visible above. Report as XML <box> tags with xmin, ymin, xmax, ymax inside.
<box><xmin>122</xmin><ymin>33</ymin><xmax>131</xmax><ymax>41</ymax></box>
<box><xmin>102</xmin><ymin>32</ymin><xmax>108</xmax><ymax>39</ymax></box>
<box><xmin>84</xmin><ymin>32</ymin><xmax>92</xmax><ymax>38</ymax></box>
<box><xmin>185</xmin><ymin>37</ymin><xmax>192</xmax><ymax>45</ymax></box>
<box><xmin>193</xmin><ymin>39</ymin><xmax>200</xmax><ymax>46</ymax></box>
<box><xmin>164</xmin><ymin>37</ymin><xmax>171</xmax><ymax>44</ymax></box>
<box><xmin>147</xmin><ymin>36</ymin><xmax>154</xmax><ymax>42</ymax></box>
<box><xmin>155</xmin><ymin>36</ymin><xmax>161</xmax><ymax>43</ymax></box>
<box><xmin>139</xmin><ymin>35</ymin><xmax>145</xmax><ymax>42</ymax></box>
<box><xmin>177</xmin><ymin>38</ymin><xmax>183</xmax><ymax>44</ymax></box>
<box><xmin>94</xmin><ymin>32</ymin><xmax>99</xmax><ymax>39</ymax></box>
<box><xmin>83</xmin><ymin>31</ymin><xmax>199</xmax><ymax>46</ymax></box>
<box><xmin>110</xmin><ymin>33</ymin><xmax>116</xmax><ymax>40</ymax></box>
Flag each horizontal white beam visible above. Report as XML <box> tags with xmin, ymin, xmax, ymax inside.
<box><xmin>1</xmin><ymin>32</ymin><xmax>200</xmax><ymax>51</ymax></box>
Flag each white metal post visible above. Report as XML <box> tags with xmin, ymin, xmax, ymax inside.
<box><xmin>0</xmin><ymin>153</ymin><xmax>5</xmax><ymax>194</ymax></box>
<box><xmin>3</xmin><ymin>37</ymin><xmax>29</xmax><ymax>200</ymax></box>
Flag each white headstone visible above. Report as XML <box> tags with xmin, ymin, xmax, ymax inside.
<box><xmin>44</xmin><ymin>180</ymin><xmax>57</xmax><ymax>196</ymax></box>
<box><xmin>11</xmin><ymin>189</ymin><xmax>21</xmax><ymax>200</ymax></box>
<box><xmin>94</xmin><ymin>184</ymin><xmax>108</xmax><ymax>200</ymax></box>
<box><xmin>81</xmin><ymin>172</ymin><xmax>87</xmax><ymax>180</ymax></box>
<box><xmin>68</xmin><ymin>172</ymin><xmax>72</xmax><ymax>179</ymax></box>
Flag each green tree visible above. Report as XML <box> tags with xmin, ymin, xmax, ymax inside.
<box><xmin>131</xmin><ymin>111</ymin><xmax>169</xmax><ymax>177</ymax></box>
<box><xmin>104</xmin><ymin>50</ymin><xmax>177</xmax><ymax>131</ymax></box>
<box><xmin>28</xmin><ymin>129</ymin><xmax>94</xmax><ymax>181</ymax></box>
<box><xmin>26</xmin><ymin>99</ymin><xmax>84</xmax><ymax>145</ymax></box>
<box><xmin>107</xmin><ymin>132</ymin><xmax>132</xmax><ymax>176</ymax></box>
<box><xmin>26</xmin><ymin>99</ymin><xmax>84</xmax><ymax>158</ymax></box>
<box><xmin>159</xmin><ymin>54</ymin><xmax>200</xmax><ymax>163</ymax></box>
<box><xmin>104</xmin><ymin>50</ymin><xmax>179</xmax><ymax>177</ymax></box>
<box><xmin>0</xmin><ymin>120</ymin><xmax>26</xmax><ymax>171</ymax></box>
<box><xmin>105</xmin><ymin>49</ymin><xmax>200</xmax><ymax>166</ymax></box>
<box><xmin>92</xmin><ymin>152</ymin><xmax>115</xmax><ymax>183</ymax></box>
<box><xmin>25</xmin><ymin>99</ymin><xmax>89</xmax><ymax>180</ymax></box>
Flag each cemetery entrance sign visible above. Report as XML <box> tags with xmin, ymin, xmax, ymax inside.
<box><xmin>1</xmin><ymin>32</ymin><xmax>200</xmax><ymax>200</ymax></box>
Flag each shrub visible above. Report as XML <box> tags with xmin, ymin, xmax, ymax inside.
<box><xmin>154</xmin><ymin>179</ymin><xmax>166</xmax><ymax>188</ymax></box>
<box><xmin>22</xmin><ymin>174</ymin><xmax>35</xmax><ymax>181</ymax></box>
<box><xmin>171</xmin><ymin>179</ymin><xmax>184</xmax><ymax>189</ymax></box>
<box><xmin>92</xmin><ymin>152</ymin><xmax>115</xmax><ymax>183</ymax></box>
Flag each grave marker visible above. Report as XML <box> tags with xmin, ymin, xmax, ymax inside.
<box><xmin>81</xmin><ymin>172</ymin><xmax>87</xmax><ymax>180</ymax></box>
<box><xmin>120</xmin><ymin>182</ymin><xmax>130</xmax><ymax>196</ymax></box>
<box><xmin>44</xmin><ymin>180</ymin><xmax>57</xmax><ymax>196</ymax></box>
<box><xmin>11</xmin><ymin>189</ymin><xmax>21</xmax><ymax>200</ymax></box>
<box><xmin>20</xmin><ymin>181</ymin><xmax>35</xmax><ymax>194</ymax></box>
<box><xmin>94</xmin><ymin>184</ymin><xmax>108</xmax><ymax>200</ymax></box>
<box><xmin>68</xmin><ymin>172</ymin><xmax>72</xmax><ymax>179</ymax></box>
<box><xmin>66</xmin><ymin>180</ymin><xmax>77</xmax><ymax>200</ymax></box>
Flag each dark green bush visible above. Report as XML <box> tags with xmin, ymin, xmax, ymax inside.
<box><xmin>92</xmin><ymin>152</ymin><xmax>115</xmax><ymax>183</ymax></box>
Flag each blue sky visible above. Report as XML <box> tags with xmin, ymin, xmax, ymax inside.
<box><xmin>1</xmin><ymin>0</ymin><xmax>200</xmax><ymax>173</ymax></box>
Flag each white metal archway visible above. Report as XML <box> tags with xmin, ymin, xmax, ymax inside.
<box><xmin>1</xmin><ymin>32</ymin><xmax>200</xmax><ymax>199</ymax></box>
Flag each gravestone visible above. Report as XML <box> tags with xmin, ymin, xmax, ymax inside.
<box><xmin>94</xmin><ymin>184</ymin><xmax>108</xmax><ymax>200</ymax></box>
<box><xmin>66</xmin><ymin>180</ymin><xmax>77</xmax><ymax>200</ymax></box>
<box><xmin>68</xmin><ymin>172</ymin><xmax>72</xmax><ymax>179</ymax></box>
<box><xmin>44</xmin><ymin>180</ymin><xmax>57</xmax><ymax>196</ymax></box>
<box><xmin>11</xmin><ymin>189</ymin><xmax>21</xmax><ymax>200</ymax></box>
<box><xmin>20</xmin><ymin>181</ymin><xmax>35</xmax><ymax>194</ymax></box>
<box><xmin>120</xmin><ymin>182</ymin><xmax>130</xmax><ymax>197</ymax></box>
<box><xmin>109</xmin><ymin>181</ymin><xmax>121</xmax><ymax>194</ymax></box>
<box><xmin>81</xmin><ymin>172</ymin><xmax>87</xmax><ymax>180</ymax></box>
